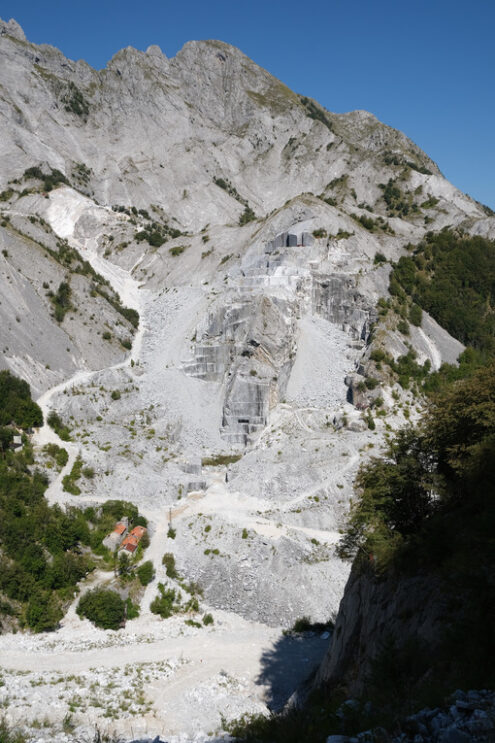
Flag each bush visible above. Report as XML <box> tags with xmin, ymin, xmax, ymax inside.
<box><xmin>62</xmin><ymin>82</ymin><xmax>89</xmax><ymax>117</ymax></box>
<box><xmin>162</xmin><ymin>552</ymin><xmax>178</xmax><ymax>578</ymax></box>
<box><xmin>76</xmin><ymin>588</ymin><xmax>126</xmax><ymax>629</ymax></box>
<box><xmin>25</xmin><ymin>588</ymin><xmax>63</xmax><ymax>632</ymax></box>
<box><xmin>47</xmin><ymin>411</ymin><xmax>71</xmax><ymax>441</ymax></box>
<box><xmin>62</xmin><ymin>456</ymin><xmax>83</xmax><ymax>495</ymax></box>
<box><xmin>167</xmin><ymin>526</ymin><xmax>176</xmax><ymax>539</ymax></box>
<box><xmin>292</xmin><ymin>616</ymin><xmax>312</xmax><ymax>633</ymax></box>
<box><xmin>125</xmin><ymin>596</ymin><xmax>140</xmax><ymax>620</ymax></box>
<box><xmin>51</xmin><ymin>281</ymin><xmax>72</xmax><ymax>322</ymax></box>
<box><xmin>44</xmin><ymin>443</ymin><xmax>69</xmax><ymax>468</ymax></box>
<box><xmin>239</xmin><ymin>206</ymin><xmax>256</xmax><ymax>225</ymax></box>
<box><xmin>409</xmin><ymin>304</ymin><xmax>423</xmax><ymax>327</ymax></box>
<box><xmin>203</xmin><ymin>612</ymin><xmax>214</xmax><ymax>626</ymax></box>
<box><xmin>169</xmin><ymin>245</ymin><xmax>187</xmax><ymax>256</ymax></box>
<box><xmin>137</xmin><ymin>560</ymin><xmax>155</xmax><ymax>586</ymax></box>
<box><xmin>0</xmin><ymin>719</ymin><xmax>28</xmax><ymax>743</ymax></box>
<box><xmin>150</xmin><ymin>583</ymin><xmax>180</xmax><ymax>618</ymax></box>
<box><xmin>365</xmin><ymin>377</ymin><xmax>379</xmax><ymax>390</ymax></box>
<box><xmin>110</xmin><ymin>390</ymin><xmax>121</xmax><ymax>401</ymax></box>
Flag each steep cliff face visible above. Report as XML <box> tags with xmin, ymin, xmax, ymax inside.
<box><xmin>314</xmin><ymin>565</ymin><xmax>448</xmax><ymax>695</ymax></box>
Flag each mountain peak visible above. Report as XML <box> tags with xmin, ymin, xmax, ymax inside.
<box><xmin>0</xmin><ymin>17</ymin><xmax>26</xmax><ymax>42</ymax></box>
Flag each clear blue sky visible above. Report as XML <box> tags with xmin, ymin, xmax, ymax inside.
<box><xmin>3</xmin><ymin>0</ymin><xmax>495</xmax><ymax>208</ymax></box>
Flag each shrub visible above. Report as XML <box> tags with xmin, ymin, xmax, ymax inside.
<box><xmin>50</xmin><ymin>281</ymin><xmax>72</xmax><ymax>322</ymax></box>
<box><xmin>409</xmin><ymin>304</ymin><xmax>423</xmax><ymax>327</ymax></box>
<box><xmin>203</xmin><ymin>612</ymin><xmax>214</xmax><ymax>626</ymax></box>
<box><xmin>169</xmin><ymin>245</ymin><xmax>187</xmax><ymax>256</ymax></box>
<box><xmin>421</xmin><ymin>196</ymin><xmax>439</xmax><ymax>209</ymax></box>
<box><xmin>162</xmin><ymin>552</ymin><xmax>178</xmax><ymax>578</ymax></box>
<box><xmin>62</xmin><ymin>456</ymin><xmax>83</xmax><ymax>495</ymax></box>
<box><xmin>110</xmin><ymin>390</ymin><xmax>121</xmax><ymax>401</ymax></box>
<box><xmin>76</xmin><ymin>588</ymin><xmax>126</xmax><ymax>630</ymax></box>
<box><xmin>242</xmin><ymin>528</ymin><xmax>248</xmax><ymax>539</ymax></box>
<box><xmin>365</xmin><ymin>377</ymin><xmax>379</xmax><ymax>390</ymax></box>
<box><xmin>167</xmin><ymin>526</ymin><xmax>176</xmax><ymax>539</ymax></box>
<box><xmin>62</xmin><ymin>82</ymin><xmax>89</xmax><ymax>117</ymax></box>
<box><xmin>292</xmin><ymin>616</ymin><xmax>312</xmax><ymax>633</ymax></box>
<box><xmin>25</xmin><ymin>588</ymin><xmax>63</xmax><ymax>632</ymax></box>
<box><xmin>150</xmin><ymin>583</ymin><xmax>180</xmax><ymax>619</ymax></box>
<box><xmin>137</xmin><ymin>560</ymin><xmax>155</xmax><ymax>586</ymax></box>
<box><xmin>239</xmin><ymin>206</ymin><xmax>256</xmax><ymax>225</ymax></box>
<box><xmin>125</xmin><ymin>597</ymin><xmax>140</xmax><ymax>620</ymax></box>
<box><xmin>374</xmin><ymin>252</ymin><xmax>387</xmax><ymax>264</ymax></box>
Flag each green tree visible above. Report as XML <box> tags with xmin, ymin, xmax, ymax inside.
<box><xmin>76</xmin><ymin>588</ymin><xmax>126</xmax><ymax>630</ymax></box>
<box><xmin>136</xmin><ymin>560</ymin><xmax>154</xmax><ymax>586</ymax></box>
<box><xmin>0</xmin><ymin>426</ymin><xmax>13</xmax><ymax>453</ymax></box>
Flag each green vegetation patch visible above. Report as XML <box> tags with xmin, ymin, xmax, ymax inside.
<box><xmin>62</xmin><ymin>456</ymin><xmax>83</xmax><ymax>495</ymax></box>
<box><xmin>390</xmin><ymin>229</ymin><xmax>495</xmax><ymax>356</ymax></box>
<box><xmin>0</xmin><ymin>370</ymin><xmax>43</xmax><ymax>428</ymax></box>
<box><xmin>299</xmin><ymin>96</ymin><xmax>333</xmax><ymax>132</ymax></box>
<box><xmin>47</xmin><ymin>411</ymin><xmax>71</xmax><ymax>441</ymax></box>
<box><xmin>136</xmin><ymin>560</ymin><xmax>155</xmax><ymax>586</ymax></box>
<box><xmin>379</xmin><ymin>179</ymin><xmax>419</xmax><ymax>218</ymax></box>
<box><xmin>62</xmin><ymin>82</ymin><xmax>89</xmax><ymax>118</ymax></box>
<box><xmin>47</xmin><ymin>280</ymin><xmax>72</xmax><ymax>322</ymax></box>
<box><xmin>201</xmin><ymin>453</ymin><xmax>242</xmax><ymax>466</ymax></box>
<box><xmin>77</xmin><ymin>588</ymin><xmax>125</xmax><ymax>629</ymax></box>
<box><xmin>150</xmin><ymin>583</ymin><xmax>182</xmax><ymax>619</ymax></box>
<box><xmin>43</xmin><ymin>443</ymin><xmax>69</xmax><ymax>468</ymax></box>
<box><xmin>23</xmin><ymin>166</ymin><xmax>69</xmax><ymax>192</ymax></box>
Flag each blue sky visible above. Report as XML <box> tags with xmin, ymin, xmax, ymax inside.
<box><xmin>3</xmin><ymin>0</ymin><xmax>495</xmax><ymax>207</ymax></box>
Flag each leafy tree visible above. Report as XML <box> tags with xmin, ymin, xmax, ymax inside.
<box><xmin>339</xmin><ymin>363</ymin><xmax>495</xmax><ymax>567</ymax></box>
<box><xmin>117</xmin><ymin>551</ymin><xmax>133</xmax><ymax>579</ymax></box>
<box><xmin>25</xmin><ymin>588</ymin><xmax>62</xmax><ymax>632</ymax></box>
<box><xmin>137</xmin><ymin>560</ymin><xmax>154</xmax><ymax>586</ymax></box>
<box><xmin>76</xmin><ymin>588</ymin><xmax>125</xmax><ymax>629</ymax></box>
<box><xmin>0</xmin><ymin>371</ymin><xmax>43</xmax><ymax>428</ymax></box>
<box><xmin>0</xmin><ymin>426</ymin><xmax>13</xmax><ymax>453</ymax></box>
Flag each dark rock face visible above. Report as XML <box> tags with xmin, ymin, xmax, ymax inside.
<box><xmin>315</xmin><ymin>565</ymin><xmax>448</xmax><ymax>696</ymax></box>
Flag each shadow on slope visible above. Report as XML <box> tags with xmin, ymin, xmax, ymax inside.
<box><xmin>256</xmin><ymin>629</ymin><xmax>332</xmax><ymax>711</ymax></box>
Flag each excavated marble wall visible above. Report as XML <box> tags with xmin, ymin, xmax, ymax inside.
<box><xmin>182</xmin><ymin>232</ymin><xmax>375</xmax><ymax>446</ymax></box>
<box><xmin>266</xmin><ymin>231</ymin><xmax>315</xmax><ymax>252</ymax></box>
<box><xmin>312</xmin><ymin>273</ymin><xmax>375</xmax><ymax>340</ymax></box>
